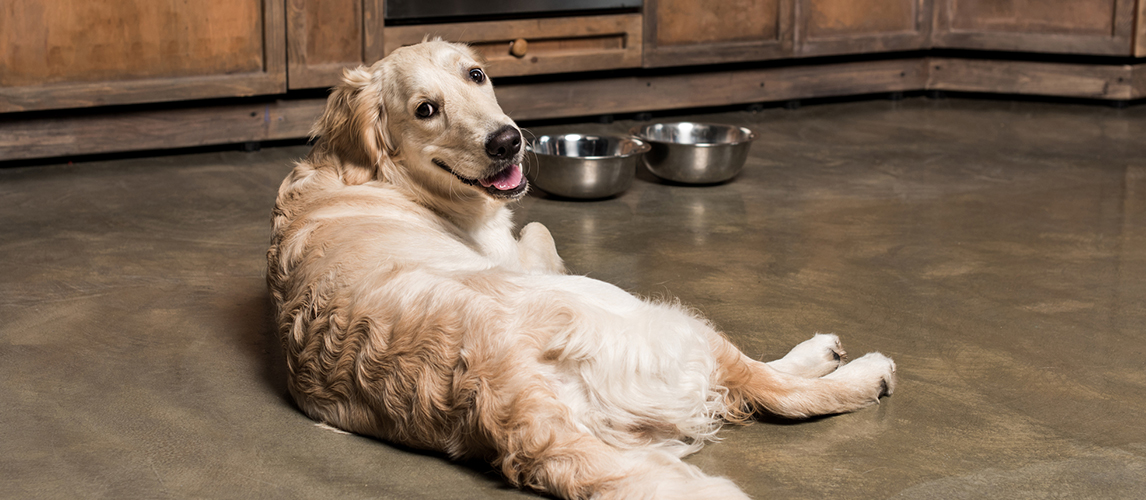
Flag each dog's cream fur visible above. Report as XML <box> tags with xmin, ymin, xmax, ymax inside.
<box><xmin>267</xmin><ymin>40</ymin><xmax>896</xmax><ymax>499</ymax></box>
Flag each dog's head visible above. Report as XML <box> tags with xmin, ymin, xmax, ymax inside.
<box><xmin>312</xmin><ymin>40</ymin><xmax>527</xmax><ymax>206</ymax></box>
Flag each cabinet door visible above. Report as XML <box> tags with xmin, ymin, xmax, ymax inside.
<box><xmin>643</xmin><ymin>0</ymin><xmax>795</xmax><ymax>67</ymax></box>
<box><xmin>932</xmin><ymin>0</ymin><xmax>1137</xmax><ymax>55</ymax></box>
<box><xmin>0</xmin><ymin>0</ymin><xmax>285</xmax><ymax>112</ymax></box>
<box><xmin>797</xmin><ymin>0</ymin><xmax>932</xmax><ymax>56</ymax></box>
<box><xmin>286</xmin><ymin>0</ymin><xmax>385</xmax><ymax>90</ymax></box>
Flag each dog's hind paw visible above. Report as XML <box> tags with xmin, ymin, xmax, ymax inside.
<box><xmin>767</xmin><ymin>333</ymin><xmax>847</xmax><ymax>378</ymax></box>
<box><xmin>824</xmin><ymin>351</ymin><xmax>897</xmax><ymax>403</ymax></box>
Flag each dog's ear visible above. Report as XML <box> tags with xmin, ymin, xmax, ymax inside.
<box><xmin>312</xmin><ymin>66</ymin><xmax>395</xmax><ymax>184</ymax></box>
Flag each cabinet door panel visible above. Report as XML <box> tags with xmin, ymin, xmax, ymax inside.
<box><xmin>303</xmin><ymin>0</ymin><xmax>362</xmax><ymax>64</ymax></box>
<box><xmin>286</xmin><ymin>0</ymin><xmax>385</xmax><ymax>90</ymax></box>
<box><xmin>950</xmin><ymin>0</ymin><xmax>1112</xmax><ymax>34</ymax></box>
<box><xmin>798</xmin><ymin>0</ymin><xmax>931</xmax><ymax>56</ymax></box>
<box><xmin>0</xmin><ymin>0</ymin><xmax>285</xmax><ymax>112</ymax></box>
<box><xmin>806</xmin><ymin>0</ymin><xmax>916</xmax><ymax>37</ymax></box>
<box><xmin>656</xmin><ymin>0</ymin><xmax>781</xmax><ymax>45</ymax></box>
<box><xmin>643</xmin><ymin>0</ymin><xmax>794</xmax><ymax>67</ymax></box>
<box><xmin>1138</xmin><ymin>0</ymin><xmax>1146</xmax><ymax>57</ymax></box>
<box><xmin>933</xmin><ymin>0</ymin><xmax>1136</xmax><ymax>55</ymax></box>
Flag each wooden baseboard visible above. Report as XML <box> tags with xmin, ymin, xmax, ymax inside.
<box><xmin>927</xmin><ymin>58</ymin><xmax>1139</xmax><ymax>100</ymax></box>
<box><xmin>1</xmin><ymin>57</ymin><xmax>1142</xmax><ymax>161</ymax></box>
<box><xmin>497</xmin><ymin>58</ymin><xmax>927</xmax><ymax>120</ymax></box>
<box><xmin>0</xmin><ymin>100</ymin><xmax>323</xmax><ymax>161</ymax></box>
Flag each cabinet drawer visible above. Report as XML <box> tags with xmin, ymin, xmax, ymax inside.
<box><xmin>383</xmin><ymin>14</ymin><xmax>642</xmax><ymax>78</ymax></box>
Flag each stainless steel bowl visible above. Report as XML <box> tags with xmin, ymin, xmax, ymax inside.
<box><xmin>526</xmin><ymin>134</ymin><xmax>650</xmax><ymax>199</ymax></box>
<box><xmin>632</xmin><ymin>122</ymin><xmax>756</xmax><ymax>184</ymax></box>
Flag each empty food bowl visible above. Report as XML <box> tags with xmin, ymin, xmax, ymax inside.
<box><xmin>632</xmin><ymin>122</ymin><xmax>756</xmax><ymax>184</ymax></box>
<box><xmin>526</xmin><ymin>134</ymin><xmax>650</xmax><ymax>199</ymax></box>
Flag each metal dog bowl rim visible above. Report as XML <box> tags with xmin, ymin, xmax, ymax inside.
<box><xmin>527</xmin><ymin>133</ymin><xmax>651</xmax><ymax>160</ymax></box>
<box><xmin>630</xmin><ymin>122</ymin><xmax>757</xmax><ymax>148</ymax></box>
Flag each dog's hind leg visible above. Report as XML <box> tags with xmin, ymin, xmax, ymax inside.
<box><xmin>463</xmin><ymin>370</ymin><xmax>747</xmax><ymax>499</ymax></box>
<box><xmin>498</xmin><ymin>424</ymin><xmax>749</xmax><ymax>500</ymax></box>
<box><xmin>766</xmin><ymin>333</ymin><xmax>846</xmax><ymax>378</ymax></box>
<box><xmin>500</xmin><ymin>422</ymin><xmax>749</xmax><ymax>500</ymax></box>
<box><xmin>711</xmin><ymin>334</ymin><xmax>895</xmax><ymax>421</ymax></box>
<box><xmin>606</xmin><ymin>448</ymin><xmax>749</xmax><ymax>500</ymax></box>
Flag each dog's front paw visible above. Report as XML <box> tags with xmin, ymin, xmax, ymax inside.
<box><xmin>518</xmin><ymin>222</ymin><xmax>565</xmax><ymax>274</ymax></box>
<box><xmin>824</xmin><ymin>352</ymin><xmax>897</xmax><ymax>402</ymax></box>
<box><xmin>767</xmin><ymin>333</ymin><xmax>847</xmax><ymax>378</ymax></box>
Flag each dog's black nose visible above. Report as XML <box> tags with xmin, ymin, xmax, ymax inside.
<box><xmin>485</xmin><ymin>125</ymin><xmax>522</xmax><ymax>160</ymax></box>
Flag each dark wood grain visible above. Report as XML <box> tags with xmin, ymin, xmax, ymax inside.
<box><xmin>797</xmin><ymin>0</ymin><xmax>932</xmax><ymax>56</ymax></box>
<box><xmin>0</xmin><ymin>0</ymin><xmax>286</xmax><ymax>112</ymax></box>
<box><xmin>932</xmin><ymin>0</ymin><xmax>1136</xmax><ymax>55</ymax></box>
<box><xmin>1136</xmin><ymin>0</ymin><xmax>1146</xmax><ymax>58</ymax></box>
<box><xmin>286</xmin><ymin>0</ymin><xmax>369</xmax><ymax>90</ymax></box>
<box><xmin>364</xmin><ymin>0</ymin><xmax>387</xmax><ymax>67</ymax></box>
<box><xmin>642</xmin><ymin>0</ymin><xmax>795</xmax><ymax>68</ymax></box>
<box><xmin>496</xmin><ymin>58</ymin><xmax>927</xmax><ymax>120</ymax></box>
<box><xmin>928</xmin><ymin>58</ymin><xmax>1138</xmax><ymax>100</ymax></box>
<box><xmin>0</xmin><ymin>100</ymin><xmax>322</xmax><ymax>160</ymax></box>
<box><xmin>4</xmin><ymin>56</ymin><xmax>1144</xmax><ymax>162</ymax></box>
<box><xmin>384</xmin><ymin>14</ymin><xmax>643</xmax><ymax>78</ymax></box>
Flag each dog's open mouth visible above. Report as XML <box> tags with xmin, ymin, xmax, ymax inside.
<box><xmin>434</xmin><ymin>159</ymin><xmax>528</xmax><ymax>199</ymax></box>
<box><xmin>479</xmin><ymin>164</ymin><xmax>524</xmax><ymax>191</ymax></box>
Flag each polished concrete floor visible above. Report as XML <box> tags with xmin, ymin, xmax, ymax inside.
<box><xmin>3</xmin><ymin>97</ymin><xmax>1145</xmax><ymax>499</ymax></box>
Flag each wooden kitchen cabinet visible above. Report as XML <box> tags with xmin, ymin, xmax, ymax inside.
<box><xmin>289</xmin><ymin>1</ymin><xmax>642</xmax><ymax>87</ymax></box>
<box><xmin>3</xmin><ymin>0</ymin><xmax>1144</xmax><ymax>162</ymax></box>
<box><xmin>932</xmin><ymin>0</ymin><xmax>1138</xmax><ymax>56</ymax></box>
<box><xmin>797</xmin><ymin>0</ymin><xmax>932</xmax><ymax>56</ymax></box>
<box><xmin>642</xmin><ymin>0</ymin><xmax>795</xmax><ymax>67</ymax></box>
<box><xmin>0</xmin><ymin>0</ymin><xmax>285</xmax><ymax>113</ymax></box>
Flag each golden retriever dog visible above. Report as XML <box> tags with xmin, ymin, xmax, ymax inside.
<box><xmin>267</xmin><ymin>40</ymin><xmax>896</xmax><ymax>499</ymax></box>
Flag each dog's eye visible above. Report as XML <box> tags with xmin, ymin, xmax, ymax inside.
<box><xmin>469</xmin><ymin>68</ymin><xmax>486</xmax><ymax>84</ymax></box>
<box><xmin>415</xmin><ymin>102</ymin><xmax>437</xmax><ymax>119</ymax></box>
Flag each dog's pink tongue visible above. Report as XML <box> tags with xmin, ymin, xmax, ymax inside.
<box><xmin>480</xmin><ymin>164</ymin><xmax>523</xmax><ymax>191</ymax></box>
